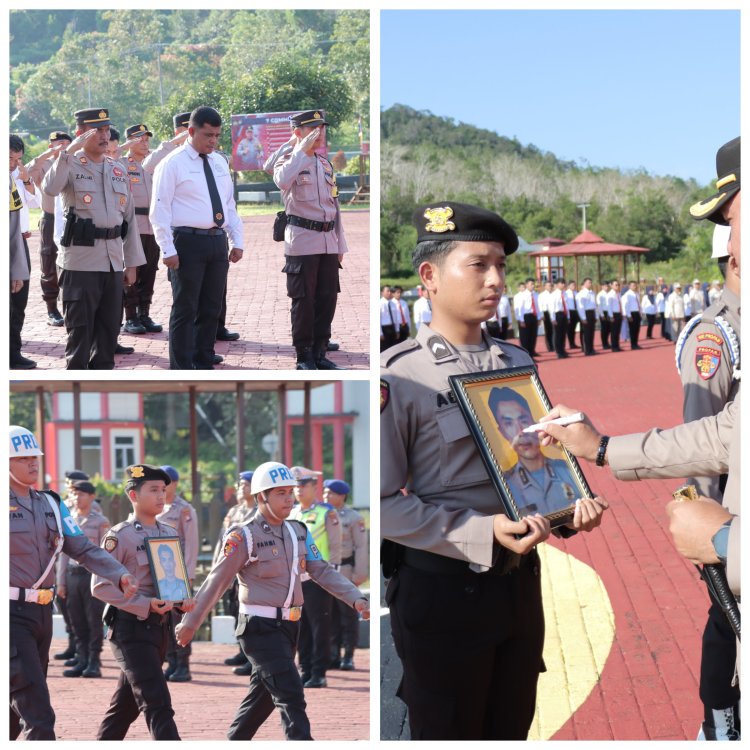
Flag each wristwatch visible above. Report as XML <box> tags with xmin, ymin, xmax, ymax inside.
<box><xmin>711</xmin><ymin>520</ymin><xmax>732</xmax><ymax>565</ymax></box>
<box><xmin>595</xmin><ymin>435</ymin><xmax>609</xmax><ymax>467</ymax></box>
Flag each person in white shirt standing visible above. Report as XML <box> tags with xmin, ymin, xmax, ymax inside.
<box><xmin>380</xmin><ymin>285</ymin><xmax>397</xmax><ymax>350</ymax></box>
<box><xmin>687</xmin><ymin>279</ymin><xmax>706</xmax><ymax>321</ymax></box>
<box><xmin>596</xmin><ymin>280</ymin><xmax>611</xmax><ymax>349</ymax></box>
<box><xmin>640</xmin><ymin>286</ymin><xmax>657</xmax><ymax>339</ymax></box>
<box><xmin>621</xmin><ymin>281</ymin><xmax>642</xmax><ymax>349</ymax></box>
<box><xmin>412</xmin><ymin>285</ymin><xmax>432</xmax><ymax>331</ymax></box>
<box><xmin>151</xmin><ymin>106</ymin><xmax>244</xmax><ymax>370</ymax></box>
<box><xmin>391</xmin><ymin>286</ymin><xmax>412</xmax><ymax>342</ymax></box>
<box><xmin>549</xmin><ymin>278</ymin><xmax>569</xmax><ymax>358</ymax></box>
<box><xmin>515</xmin><ymin>278</ymin><xmax>539</xmax><ymax>357</ymax></box>
<box><xmin>537</xmin><ymin>281</ymin><xmax>554</xmax><ymax>352</ymax></box>
<box><xmin>607</xmin><ymin>279</ymin><xmax>623</xmax><ymax>352</ymax></box>
<box><xmin>655</xmin><ymin>284</ymin><xmax>669</xmax><ymax>340</ymax></box>
<box><xmin>564</xmin><ymin>281</ymin><xmax>580</xmax><ymax>350</ymax></box>
<box><xmin>575</xmin><ymin>277</ymin><xmax>598</xmax><ymax>356</ymax></box>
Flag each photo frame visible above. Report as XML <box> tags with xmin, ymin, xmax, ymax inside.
<box><xmin>449</xmin><ymin>366</ymin><xmax>593</xmax><ymax>528</ymax></box>
<box><xmin>145</xmin><ymin>536</ymin><xmax>191</xmax><ymax>602</ymax></box>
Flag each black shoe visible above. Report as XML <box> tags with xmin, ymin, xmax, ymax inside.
<box><xmin>82</xmin><ymin>659</ymin><xmax>101</xmax><ymax>678</ymax></box>
<box><xmin>303</xmin><ymin>676</ymin><xmax>327</xmax><ymax>688</ymax></box>
<box><xmin>315</xmin><ymin>355</ymin><xmax>345</xmax><ymax>370</ymax></box>
<box><xmin>632</xmin><ymin>345</ymin><xmax>642</xmax><ymax>350</ymax></box>
<box><xmin>213</xmin><ymin>354</ymin><xmax>224</xmax><ymax>365</ymax></box>
<box><xmin>124</xmin><ymin>318</ymin><xmax>147</xmax><ymax>334</ymax></box>
<box><xmin>139</xmin><ymin>315</ymin><xmax>163</xmax><ymax>333</ymax></box>
<box><xmin>326</xmin><ymin>341</ymin><xmax>340</xmax><ymax>351</ymax></box>
<box><xmin>216</xmin><ymin>329</ymin><xmax>240</xmax><ymax>341</ymax></box>
<box><xmin>115</xmin><ymin>343</ymin><xmax>135</xmax><ymax>355</ymax></box>
<box><xmin>11</xmin><ymin>355</ymin><xmax>37</xmax><ymax>370</ymax></box>
<box><xmin>168</xmin><ymin>664</ymin><xmax>192</xmax><ymax>682</ymax></box>
<box><xmin>225</xmin><ymin>651</ymin><xmax>248</xmax><ymax>666</ymax></box>
<box><xmin>164</xmin><ymin>657</ymin><xmax>177</xmax><ymax>680</ymax></box>
<box><xmin>602</xmin><ymin>344</ymin><xmax>611</xmax><ymax>349</ymax></box>
<box><xmin>63</xmin><ymin>660</ymin><xmax>88</xmax><ymax>677</ymax></box>
<box><xmin>47</xmin><ymin>309</ymin><xmax>64</xmax><ymax>326</ymax></box>
<box><xmin>54</xmin><ymin>646</ymin><xmax>76</xmax><ymax>661</ymax></box>
<box><xmin>339</xmin><ymin>658</ymin><xmax>354</xmax><ymax>671</ymax></box>
<box><xmin>233</xmin><ymin>662</ymin><xmax>253</xmax><ymax>676</ymax></box>
<box><xmin>296</xmin><ymin>348</ymin><xmax>317</xmax><ymax>370</ymax></box>
<box><xmin>64</xmin><ymin>656</ymin><xmax>80</xmax><ymax>667</ymax></box>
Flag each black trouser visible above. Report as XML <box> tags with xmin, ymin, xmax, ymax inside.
<box><xmin>168</xmin><ymin>231</ymin><xmax>229</xmax><ymax>369</ymax></box>
<box><xmin>66</xmin><ymin>567</ymin><xmax>105</xmax><ymax>663</ymax></box>
<box><xmin>217</xmin><ymin>281</ymin><xmax>229</xmax><ymax>334</ymax></box>
<box><xmin>659</xmin><ymin>312</ymin><xmax>669</xmax><ymax>339</ymax></box>
<box><xmin>56</xmin><ymin>592</ymin><xmax>75</xmax><ymax>650</ymax></box>
<box><xmin>228</xmin><ymin>615</ymin><xmax>311</xmax><ymax>741</ymax></box>
<box><xmin>298</xmin><ymin>580</ymin><xmax>332</xmax><ymax>681</ymax></box>
<box><xmin>387</xmin><ymin>553</ymin><xmax>544</xmax><ymax>740</ymax></box>
<box><xmin>39</xmin><ymin>211</ymin><xmax>60</xmax><ymax>305</ymax></box>
<box><xmin>500</xmin><ymin>316</ymin><xmax>509</xmax><ymax>340</ymax></box>
<box><xmin>567</xmin><ymin>309</ymin><xmax>581</xmax><ymax>348</ymax></box>
<box><xmin>380</xmin><ymin>324</ymin><xmax>397</xmax><ymax>351</ymax></box>
<box><xmin>60</xmin><ymin>267</ymin><xmax>123</xmax><ymax>370</ymax></box>
<box><xmin>397</xmin><ymin>323</ymin><xmax>410</xmax><ymax>343</ymax></box>
<box><xmin>330</xmin><ymin>595</ymin><xmax>358</xmax><ymax>662</ymax></box>
<box><xmin>628</xmin><ymin>311</ymin><xmax>641</xmax><ymax>348</ymax></box>
<box><xmin>611</xmin><ymin>312</ymin><xmax>623</xmax><ymax>350</ymax></box>
<box><xmin>96</xmin><ymin>611</ymin><xmax>179</xmax><ymax>740</ymax></box>
<box><xmin>123</xmin><ymin>233</ymin><xmax>160</xmax><ymax>318</ymax></box>
<box><xmin>645</xmin><ymin>313</ymin><xmax>656</xmax><ymax>338</ymax></box>
<box><xmin>583</xmin><ymin>309</ymin><xmax>596</xmax><ymax>354</ymax></box>
<box><xmin>542</xmin><ymin>311</ymin><xmax>554</xmax><ymax>351</ymax></box>
<box><xmin>700</xmin><ymin>601</ymin><xmax>740</xmax><ymax>711</ymax></box>
<box><xmin>553</xmin><ymin>312</ymin><xmax>568</xmax><ymax>356</ymax></box>
<box><xmin>283</xmin><ymin>253</ymin><xmax>339</xmax><ymax>351</ymax></box>
<box><xmin>10</xmin><ymin>600</ymin><xmax>56</xmax><ymax>740</ymax></box>
<box><xmin>10</xmin><ymin>239</ymin><xmax>30</xmax><ymax>364</ymax></box>
<box><xmin>600</xmin><ymin>312</ymin><xmax>611</xmax><ymax>348</ymax></box>
<box><xmin>520</xmin><ymin>313</ymin><xmax>538</xmax><ymax>356</ymax></box>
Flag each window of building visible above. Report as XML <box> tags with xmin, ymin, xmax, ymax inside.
<box><xmin>113</xmin><ymin>435</ymin><xmax>136</xmax><ymax>480</ymax></box>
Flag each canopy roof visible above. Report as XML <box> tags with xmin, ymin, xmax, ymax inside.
<box><xmin>529</xmin><ymin>229</ymin><xmax>650</xmax><ymax>257</ymax></box>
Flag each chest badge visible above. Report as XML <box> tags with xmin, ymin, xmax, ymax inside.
<box><xmin>216</xmin><ymin>212</ymin><xmax>223</xmax><ymax>221</ymax></box>
<box><xmin>120</xmin><ymin>196</ymin><xmax>127</xmax><ymax>206</ymax></box>
<box><xmin>82</xmin><ymin>194</ymin><xmax>93</xmax><ymax>204</ymax></box>
<box><xmin>113</xmin><ymin>167</ymin><xmax>124</xmax><ymax>177</ymax></box>
<box><xmin>79</xmin><ymin>156</ymin><xmax>88</xmax><ymax>165</ymax></box>
<box><xmin>272</xmin><ymin>547</ymin><xmax>279</xmax><ymax>557</ymax></box>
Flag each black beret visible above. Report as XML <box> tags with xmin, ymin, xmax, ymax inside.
<box><xmin>290</xmin><ymin>110</ymin><xmax>329</xmax><ymax>128</ymax></box>
<box><xmin>74</xmin><ymin>108</ymin><xmax>111</xmax><ymax>128</ymax></box>
<box><xmin>65</xmin><ymin>469</ymin><xmax>89</xmax><ymax>480</ymax></box>
<box><xmin>689</xmin><ymin>136</ymin><xmax>740</xmax><ymax>225</ymax></box>
<box><xmin>173</xmin><ymin>112</ymin><xmax>191</xmax><ymax>129</ymax></box>
<box><xmin>125</xmin><ymin>123</ymin><xmax>153</xmax><ymax>139</ymax></box>
<box><xmin>413</xmin><ymin>201</ymin><xmax>519</xmax><ymax>254</ymax></box>
<box><xmin>71</xmin><ymin>480</ymin><xmax>96</xmax><ymax>495</ymax></box>
<box><xmin>124</xmin><ymin>464</ymin><xmax>171</xmax><ymax>487</ymax></box>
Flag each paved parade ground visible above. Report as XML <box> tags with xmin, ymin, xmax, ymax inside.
<box><xmin>44</xmin><ymin>638</ymin><xmax>369</xmax><ymax>741</ymax></box>
<box><xmin>20</xmin><ymin>209</ymin><xmax>369</xmax><ymax>371</ymax></box>
<box><xmin>381</xmin><ymin>334</ymin><xmax>716</xmax><ymax>741</ymax></box>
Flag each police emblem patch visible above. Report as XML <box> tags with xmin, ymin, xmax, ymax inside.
<box><xmin>696</xmin><ymin>332</ymin><xmax>724</xmax><ymax>347</ymax></box>
<box><xmin>104</xmin><ymin>536</ymin><xmax>118</xmax><ymax>552</ymax></box>
<box><xmin>79</xmin><ymin>157</ymin><xmax>88</xmax><ymax>165</ymax></box>
<box><xmin>223</xmin><ymin>537</ymin><xmax>239</xmax><ymax>558</ymax></box>
<box><xmin>423</xmin><ymin>206</ymin><xmax>456</xmax><ymax>233</ymax></box>
<box><xmin>113</xmin><ymin>167</ymin><xmax>123</xmax><ymax>177</ymax></box>
<box><xmin>380</xmin><ymin>379</ymin><xmax>390</xmax><ymax>413</ymax></box>
<box><xmin>131</xmin><ymin>177</ymin><xmax>140</xmax><ymax>184</ymax></box>
<box><xmin>272</xmin><ymin>547</ymin><xmax>279</xmax><ymax>557</ymax></box>
<box><xmin>130</xmin><ymin>466</ymin><xmax>144</xmax><ymax>478</ymax></box>
<box><xmin>82</xmin><ymin>194</ymin><xmax>93</xmax><ymax>204</ymax></box>
<box><xmin>695</xmin><ymin>346</ymin><xmax>721</xmax><ymax>380</ymax></box>
<box><xmin>216</xmin><ymin>212</ymin><xmax>223</xmax><ymax>221</ymax></box>
<box><xmin>120</xmin><ymin>196</ymin><xmax>127</xmax><ymax>206</ymax></box>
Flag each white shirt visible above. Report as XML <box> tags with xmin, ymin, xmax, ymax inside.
<box><xmin>537</xmin><ymin>289</ymin><xmax>551</xmax><ymax>314</ymax></box>
<box><xmin>550</xmin><ymin>288</ymin><xmax>569</xmax><ymax>317</ymax></box>
<box><xmin>498</xmin><ymin>295</ymin><xmax>512</xmax><ymax>321</ymax></box>
<box><xmin>621</xmin><ymin>288</ymin><xmax>640</xmax><ymax>315</ymax></box>
<box><xmin>606</xmin><ymin>289</ymin><xmax>621</xmax><ymax>316</ymax></box>
<box><xmin>564</xmin><ymin>289</ymin><xmax>577</xmax><ymax>314</ymax></box>
<box><xmin>683</xmin><ymin>293</ymin><xmax>692</xmax><ymax>316</ymax></box>
<box><xmin>596</xmin><ymin>289</ymin><xmax>610</xmax><ymax>316</ymax></box>
<box><xmin>53</xmin><ymin>194</ymin><xmax>65</xmax><ymax>246</ymax></box>
<box><xmin>688</xmin><ymin>287</ymin><xmax>705</xmax><ymax>315</ymax></box>
<box><xmin>576</xmin><ymin>288</ymin><xmax>597</xmax><ymax>317</ymax></box>
<box><xmin>392</xmin><ymin>298</ymin><xmax>411</xmax><ymax>329</ymax></box>
<box><xmin>380</xmin><ymin>296</ymin><xmax>396</xmax><ymax>333</ymax></box>
<box><xmin>640</xmin><ymin>294</ymin><xmax>656</xmax><ymax>315</ymax></box>
<box><xmin>514</xmin><ymin>289</ymin><xmax>539</xmax><ymax>319</ymax></box>
<box><xmin>413</xmin><ymin>296</ymin><xmax>432</xmax><ymax>330</ymax></box>
<box><xmin>667</xmin><ymin>291</ymin><xmax>685</xmax><ymax>319</ymax></box>
<box><xmin>150</xmin><ymin>141</ymin><xmax>243</xmax><ymax>258</ymax></box>
<box><xmin>12</xmin><ymin>168</ymin><xmax>41</xmax><ymax>233</ymax></box>
<box><xmin>655</xmin><ymin>291</ymin><xmax>666</xmax><ymax>313</ymax></box>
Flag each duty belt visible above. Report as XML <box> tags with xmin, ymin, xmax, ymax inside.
<box><xmin>10</xmin><ymin>586</ymin><xmax>55</xmax><ymax>605</ymax></box>
<box><xmin>240</xmin><ymin>603</ymin><xmax>302</xmax><ymax>622</ymax></box>
<box><xmin>134</xmin><ymin>207</ymin><xmax>149</xmax><ymax>215</ymax></box>
<box><xmin>287</xmin><ymin>214</ymin><xmax>335</xmax><ymax>233</ymax></box>
<box><xmin>401</xmin><ymin>546</ymin><xmax>521</xmax><ymax>578</ymax></box>
<box><xmin>114</xmin><ymin>608</ymin><xmax>170</xmax><ymax>626</ymax></box>
<box><xmin>173</xmin><ymin>226</ymin><xmax>226</xmax><ymax>236</ymax></box>
<box><xmin>93</xmin><ymin>225</ymin><xmax>123</xmax><ymax>240</ymax></box>
<box><xmin>341</xmin><ymin>555</ymin><xmax>355</xmax><ymax>566</ymax></box>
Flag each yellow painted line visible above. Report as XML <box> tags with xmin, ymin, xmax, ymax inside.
<box><xmin>528</xmin><ymin>544</ymin><xmax>615</xmax><ymax>740</ymax></box>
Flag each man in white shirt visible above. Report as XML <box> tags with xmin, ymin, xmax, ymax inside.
<box><xmin>596</xmin><ymin>280</ymin><xmax>611</xmax><ymax>349</ymax></box>
<box><xmin>515</xmin><ymin>278</ymin><xmax>539</xmax><ymax>357</ymax></box>
<box><xmin>575</xmin><ymin>277</ymin><xmax>598</xmax><ymax>356</ymax></box>
<box><xmin>565</xmin><ymin>281</ymin><xmax>580</xmax><ymax>350</ymax></box>
<box><xmin>621</xmin><ymin>280</ymin><xmax>642</xmax><ymax>349</ymax></box>
<box><xmin>549</xmin><ymin>278</ymin><xmax>569</xmax><ymax>358</ymax></box>
<box><xmin>537</xmin><ymin>281</ymin><xmax>554</xmax><ymax>352</ymax></box>
<box><xmin>607</xmin><ymin>279</ymin><xmax>623</xmax><ymax>352</ymax></box>
<box><xmin>412</xmin><ymin>285</ymin><xmax>432</xmax><ymax>331</ymax></box>
<box><xmin>391</xmin><ymin>286</ymin><xmax>411</xmax><ymax>342</ymax></box>
<box><xmin>151</xmin><ymin>106</ymin><xmax>244</xmax><ymax>370</ymax></box>
<box><xmin>655</xmin><ymin>284</ymin><xmax>669</xmax><ymax>340</ymax></box>
<box><xmin>380</xmin><ymin>285</ymin><xmax>397</xmax><ymax>350</ymax></box>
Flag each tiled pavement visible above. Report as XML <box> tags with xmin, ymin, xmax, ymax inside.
<box><xmin>19</xmin><ymin>210</ymin><xmax>369</xmax><ymax>371</ymax></box>
<box><xmin>381</xmin><ymin>333</ymin><xmax>715</xmax><ymax>740</ymax></box>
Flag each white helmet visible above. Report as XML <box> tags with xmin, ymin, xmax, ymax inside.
<box><xmin>10</xmin><ymin>426</ymin><xmax>44</xmax><ymax>458</ymax></box>
<box><xmin>250</xmin><ymin>462</ymin><xmax>297</xmax><ymax>495</ymax></box>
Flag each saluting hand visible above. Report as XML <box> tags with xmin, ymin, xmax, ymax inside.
<box><xmin>175</xmin><ymin>622</ymin><xmax>196</xmax><ymax>647</ymax></box>
<box><xmin>119</xmin><ymin>573</ymin><xmax>138</xmax><ymax>598</ymax></box>
<box><xmin>295</xmin><ymin>129</ymin><xmax>320</xmax><ymax>156</ymax></box>
<box><xmin>493</xmin><ymin>513</ymin><xmax>550</xmax><ymax>554</ymax></box>
<box><xmin>170</xmin><ymin>131</ymin><xmax>190</xmax><ymax>147</ymax></box>
<box><xmin>354</xmin><ymin>598</ymin><xmax>370</xmax><ymax>620</ymax></box>
<box><xmin>150</xmin><ymin>597</ymin><xmax>173</xmax><ymax>614</ymax></box>
<box><xmin>538</xmin><ymin>404</ymin><xmax>602</xmax><ymax>462</ymax></box>
<box><xmin>119</xmin><ymin>136</ymin><xmax>143</xmax><ymax>154</ymax></box>
<box><xmin>66</xmin><ymin>129</ymin><xmax>97</xmax><ymax>155</ymax></box>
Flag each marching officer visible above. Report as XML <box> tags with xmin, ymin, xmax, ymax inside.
<box><xmin>289</xmin><ymin>465</ymin><xmax>342</xmax><ymax>688</ymax></box>
<box><xmin>156</xmin><ymin>465</ymin><xmax>199</xmax><ymax>682</ymax></box>
<box><xmin>10</xmin><ymin>425</ymin><xmax>136</xmax><ymax>740</ymax></box>
<box><xmin>57</xmin><ymin>480</ymin><xmax>111</xmax><ymax>678</ymax></box>
<box><xmin>274</xmin><ymin>110</ymin><xmax>347</xmax><ymax>370</ymax></box>
<box><xmin>323</xmin><ymin>479</ymin><xmax>368</xmax><ymax>670</ymax></box>
<box><xmin>92</xmin><ymin>464</ymin><xmax>195</xmax><ymax>740</ymax></box>
<box><xmin>175</xmin><ymin>462</ymin><xmax>370</xmax><ymax>740</ymax></box>
<box><xmin>41</xmin><ymin>107</ymin><xmax>146</xmax><ymax>369</ymax></box>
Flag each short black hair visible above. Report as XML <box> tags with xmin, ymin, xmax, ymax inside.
<box><xmin>583</xmin><ymin>276</ymin><xmax>592</xmax><ymax>284</ymax></box>
<box><xmin>393</xmin><ymin>285</ymin><xmax>403</xmax><ymax>293</ymax></box>
<box><xmin>190</xmin><ymin>106</ymin><xmax>222</xmax><ymax>129</ymax></box>
<box><xmin>556</xmin><ymin>277</ymin><xmax>566</xmax><ymax>285</ymax></box>
<box><xmin>381</xmin><ymin>284</ymin><xmax>390</xmax><ymax>293</ymax></box>
<box><xmin>10</xmin><ymin>134</ymin><xmax>25</xmax><ymax>154</ymax></box>
<box><xmin>525</xmin><ymin>277</ymin><xmax>535</xmax><ymax>284</ymax></box>
<box><xmin>487</xmin><ymin>387</ymin><xmax>531</xmax><ymax>422</ymax></box>
<box><xmin>412</xmin><ymin>239</ymin><xmax>458</xmax><ymax>273</ymax></box>
<box><xmin>109</xmin><ymin>127</ymin><xmax>120</xmax><ymax>142</ymax></box>
<box><xmin>599</xmin><ymin>279</ymin><xmax>609</xmax><ymax>286</ymax></box>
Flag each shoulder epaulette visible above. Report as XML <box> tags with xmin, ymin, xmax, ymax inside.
<box><xmin>714</xmin><ymin>315</ymin><xmax>740</xmax><ymax>378</ymax></box>
<box><xmin>675</xmin><ymin>314</ymin><xmax>704</xmax><ymax>375</ymax></box>
<box><xmin>381</xmin><ymin>338</ymin><xmax>420</xmax><ymax>367</ymax></box>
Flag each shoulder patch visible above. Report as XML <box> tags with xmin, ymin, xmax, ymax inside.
<box><xmin>695</xmin><ymin>347</ymin><xmax>722</xmax><ymax>380</ymax></box>
<box><xmin>103</xmin><ymin>535</ymin><xmax>118</xmax><ymax>552</ymax></box>
<box><xmin>696</xmin><ymin>331</ymin><xmax>724</xmax><ymax>347</ymax></box>
<box><xmin>380</xmin><ymin>379</ymin><xmax>390</xmax><ymax>413</ymax></box>
<box><xmin>223</xmin><ymin>529</ymin><xmax>243</xmax><ymax>558</ymax></box>
<box><xmin>326</xmin><ymin>509</ymin><xmax>339</xmax><ymax>526</ymax></box>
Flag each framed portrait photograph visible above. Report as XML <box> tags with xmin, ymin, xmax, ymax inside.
<box><xmin>448</xmin><ymin>366</ymin><xmax>593</xmax><ymax>528</ymax></box>
<box><xmin>145</xmin><ymin>536</ymin><xmax>191</xmax><ymax>602</ymax></box>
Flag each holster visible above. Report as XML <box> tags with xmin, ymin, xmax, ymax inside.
<box><xmin>381</xmin><ymin>539</ymin><xmax>404</xmax><ymax>579</ymax></box>
<box><xmin>120</xmin><ymin>220</ymin><xmax>128</xmax><ymax>240</ymax></box>
<box><xmin>72</xmin><ymin>216</ymin><xmax>96</xmax><ymax>246</ymax></box>
<box><xmin>60</xmin><ymin>209</ymin><xmax>76</xmax><ymax>247</ymax></box>
<box><xmin>273</xmin><ymin>210</ymin><xmax>288</xmax><ymax>242</ymax></box>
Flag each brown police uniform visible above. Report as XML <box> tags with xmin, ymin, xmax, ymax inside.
<box><xmin>92</xmin><ymin>516</ymin><xmax>182</xmax><ymax>740</ymax></box>
<box><xmin>180</xmin><ymin>513</ymin><xmax>364</xmax><ymax>740</ymax></box>
<box><xmin>10</xmin><ymin>487</ymin><xmax>128</xmax><ymax>740</ymax></box>
<box><xmin>41</xmin><ymin>110</ymin><xmax>146</xmax><ymax>369</ymax></box>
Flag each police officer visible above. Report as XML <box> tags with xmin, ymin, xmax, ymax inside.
<box><xmin>9</xmin><ymin>426</ymin><xmax>137</xmax><ymax>740</ymax></box>
<box><xmin>289</xmin><ymin>465</ymin><xmax>342</xmax><ymax>688</ymax></box>
<box><xmin>156</xmin><ymin>465</ymin><xmax>199</xmax><ymax>682</ymax></box>
<box><xmin>274</xmin><ymin>110</ymin><xmax>347</xmax><ymax>370</ymax></box>
<box><xmin>381</xmin><ymin>202</ymin><xmax>608</xmax><ymax>740</ymax></box>
<box><xmin>323</xmin><ymin>479</ymin><xmax>368</xmax><ymax>670</ymax></box>
<box><xmin>41</xmin><ymin>108</ymin><xmax>146</xmax><ymax>369</ymax></box>
<box><xmin>175</xmin><ymin>462</ymin><xmax>370</xmax><ymax>740</ymax></box>
<box><xmin>92</xmin><ymin>464</ymin><xmax>195</xmax><ymax>740</ymax></box>
<box><xmin>57</xmin><ymin>480</ymin><xmax>111</xmax><ymax>678</ymax></box>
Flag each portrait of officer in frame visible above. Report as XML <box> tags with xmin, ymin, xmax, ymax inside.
<box><xmin>147</xmin><ymin>538</ymin><xmax>190</xmax><ymax>602</ymax></box>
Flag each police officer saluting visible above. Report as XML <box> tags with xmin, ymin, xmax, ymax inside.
<box><xmin>175</xmin><ymin>462</ymin><xmax>369</xmax><ymax>740</ymax></box>
<box><xmin>92</xmin><ymin>464</ymin><xmax>195</xmax><ymax>740</ymax></box>
<box><xmin>41</xmin><ymin>108</ymin><xmax>146</xmax><ymax>369</ymax></box>
<box><xmin>9</xmin><ymin>426</ymin><xmax>137</xmax><ymax>740</ymax></box>
<box><xmin>274</xmin><ymin>110</ymin><xmax>348</xmax><ymax>370</ymax></box>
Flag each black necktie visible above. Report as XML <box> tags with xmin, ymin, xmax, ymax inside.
<box><xmin>199</xmin><ymin>153</ymin><xmax>224</xmax><ymax>227</ymax></box>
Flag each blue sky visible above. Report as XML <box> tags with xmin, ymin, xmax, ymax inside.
<box><xmin>380</xmin><ymin>10</ymin><xmax>739</xmax><ymax>185</ymax></box>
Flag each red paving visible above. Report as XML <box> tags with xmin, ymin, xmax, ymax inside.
<box><xmin>44</xmin><ymin>638</ymin><xmax>369</xmax><ymax>741</ymax></box>
<box><xmin>530</xmin><ymin>333</ymin><xmax>711</xmax><ymax>740</ymax></box>
<box><xmin>20</xmin><ymin>210</ymin><xmax>369</xmax><ymax>371</ymax></box>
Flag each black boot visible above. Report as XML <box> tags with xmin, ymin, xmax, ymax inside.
<box><xmin>124</xmin><ymin>317</ymin><xmax>146</xmax><ymax>334</ymax></box>
<box><xmin>169</xmin><ymin>656</ymin><xmax>192</xmax><ymax>682</ymax></box>
<box><xmin>295</xmin><ymin>348</ymin><xmax>317</xmax><ymax>370</ymax></box>
<box><xmin>314</xmin><ymin>345</ymin><xmax>344</xmax><ymax>370</ymax></box>
<box><xmin>138</xmin><ymin>305</ymin><xmax>163</xmax><ymax>333</ymax></box>
<box><xmin>63</xmin><ymin>657</ymin><xmax>88</xmax><ymax>677</ymax></box>
<box><xmin>233</xmin><ymin>661</ymin><xmax>253</xmax><ymax>676</ymax></box>
<box><xmin>224</xmin><ymin>650</ymin><xmax>248</xmax><ymax>666</ymax></box>
<box><xmin>82</xmin><ymin>655</ymin><xmax>102</xmax><ymax>678</ymax></box>
<box><xmin>46</xmin><ymin>304</ymin><xmax>64</xmax><ymax>327</ymax></box>
<box><xmin>163</xmin><ymin>654</ymin><xmax>177</xmax><ymax>679</ymax></box>
<box><xmin>54</xmin><ymin>642</ymin><xmax>76</xmax><ymax>660</ymax></box>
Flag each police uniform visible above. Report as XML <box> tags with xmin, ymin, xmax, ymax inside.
<box><xmin>274</xmin><ymin>110</ymin><xmax>348</xmax><ymax>370</ymax></box>
<box><xmin>290</xmin><ymin>488</ymin><xmax>342</xmax><ymax>686</ymax></box>
<box><xmin>92</xmin><ymin>465</ymin><xmax>182</xmax><ymax>741</ymax></box>
<box><xmin>41</xmin><ymin>108</ymin><xmax>146</xmax><ymax>369</ymax></box>
<box><xmin>10</xmin><ymin>426</ymin><xmax>129</xmax><ymax>740</ymax></box>
<box><xmin>180</xmin><ymin>509</ymin><xmax>364</xmax><ymax>739</ymax></box>
<box><xmin>381</xmin><ymin>202</ymin><xmax>549</xmax><ymax>740</ymax></box>
<box><xmin>10</xmin><ymin>170</ymin><xmax>33</xmax><ymax>368</ymax></box>
<box><xmin>57</xmin><ymin>484</ymin><xmax>111</xmax><ymax>678</ymax></box>
<box><xmin>121</xmin><ymin>123</ymin><xmax>163</xmax><ymax>334</ymax></box>
<box><xmin>505</xmin><ymin>457</ymin><xmax>578</xmax><ymax>517</ymax></box>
